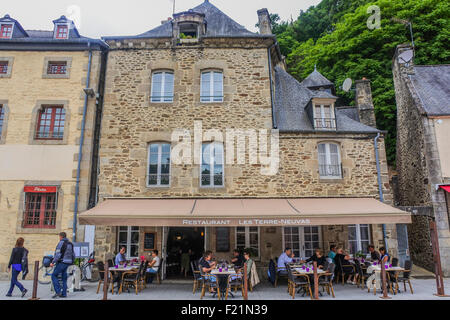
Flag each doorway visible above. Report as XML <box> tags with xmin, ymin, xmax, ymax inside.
<box><xmin>165</xmin><ymin>227</ymin><xmax>205</xmax><ymax>278</ymax></box>
<box><xmin>282</xmin><ymin>226</ymin><xmax>321</xmax><ymax>259</ymax></box>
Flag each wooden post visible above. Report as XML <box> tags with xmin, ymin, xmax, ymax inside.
<box><xmin>28</xmin><ymin>261</ymin><xmax>40</xmax><ymax>300</ymax></box>
<box><xmin>430</xmin><ymin>220</ymin><xmax>449</xmax><ymax>297</ymax></box>
<box><xmin>313</xmin><ymin>261</ymin><xmax>319</xmax><ymax>300</ymax></box>
<box><xmin>380</xmin><ymin>261</ymin><xmax>391</xmax><ymax>299</ymax></box>
<box><xmin>243</xmin><ymin>262</ymin><xmax>248</xmax><ymax>301</ymax></box>
<box><xmin>103</xmin><ymin>261</ymin><xmax>109</xmax><ymax>300</ymax></box>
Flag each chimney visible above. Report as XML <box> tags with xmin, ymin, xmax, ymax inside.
<box><xmin>257</xmin><ymin>8</ymin><xmax>272</xmax><ymax>35</ymax></box>
<box><xmin>393</xmin><ymin>44</ymin><xmax>415</xmax><ymax>75</ymax></box>
<box><xmin>161</xmin><ymin>17</ymin><xmax>172</xmax><ymax>25</ymax></box>
<box><xmin>355</xmin><ymin>79</ymin><xmax>377</xmax><ymax>128</ymax></box>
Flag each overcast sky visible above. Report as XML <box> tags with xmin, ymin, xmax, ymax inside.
<box><xmin>1</xmin><ymin>0</ymin><xmax>321</xmax><ymax>38</ymax></box>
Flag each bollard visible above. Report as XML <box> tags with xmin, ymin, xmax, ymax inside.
<box><xmin>430</xmin><ymin>220</ymin><xmax>449</xmax><ymax>297</ymax></box>
<box><xmin>243</xmin><ymin>262</ymin><xmax>248</xmax><ymax>301</ymax></box>
<box><xmin>313</xmin><ymin>261</ymin><xmax>319</xmax><ymax>300</ymax></box>
<box><xmin>380</xmin><ymin>262</ymin><xmax>391</xmax><ymax>299</ymax></box>
<box><xmin>29</xmin><ymin>261</ymin><xmax>40</xmax><ymax>300</ymax></box>
<box><xmin>103</xmin><ymin>261</ymin><xmax>109</xmax><ymax>301</ymax></box>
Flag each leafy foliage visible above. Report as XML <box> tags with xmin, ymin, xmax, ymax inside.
<box><xmin>272</xmin><ymin>0</ymin><xmax>450</xmax><ymax>165</ymax></box>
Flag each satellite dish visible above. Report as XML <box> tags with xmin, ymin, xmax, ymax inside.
<box><xmin>398</xmin><ymin>49</ymin><xmax>414</xmax><ymax>64</ymax></box>
<box><xmin>342</xmin><ymin>78</ymin><xmax>353</xmax><ymax>92</ymax></box>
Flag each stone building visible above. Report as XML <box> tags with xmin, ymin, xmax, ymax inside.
<box><xmin>0</xmin><ymin>14</ymin><xmax>107</xmax><ymax>278</ymax></box>
<box><xmin>79</xmin><ymin>1</ymin><xmax>410</xmax><ymax>278</ymax></box>
<box><xmin>393</xmin><ymin>44</ymin><xmax>450</xmax><ymax>275</ymax></box>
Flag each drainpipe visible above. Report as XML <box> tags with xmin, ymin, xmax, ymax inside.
<box><xmin>374</xmin><ymin>132</ymin><xmax>388</xmax><ymax>251</ymax></box>
<box><xmin>73</xmin><ymin>42</ymin><xmax>93</xmax><ymax>242</ymax></box>
<box><xmin>268</xmin><ymin>43</ymin><xmax>277</xmax><ymax>129</ymax></box>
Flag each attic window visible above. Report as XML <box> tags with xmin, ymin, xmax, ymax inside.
<box><xmin>55</xmin><ymin>24</ymin><xmax>69</xmax><ymax>39</ymax></box>
<box><xmin>179</xmin><ymin>23</ymin><xmax>198</xmax><ymax>39</ymax></box>
<box><xmin>0</xmin><ymin>24</ymin><xmax>13</xmax><ymax>39</ymax></box>
<box><xmin>314</xmin><ymin>104</ymin><xmax>336</xmax><ymax>130</ymax></box>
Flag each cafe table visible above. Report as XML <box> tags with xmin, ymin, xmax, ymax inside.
<box><xmin>366</xmin><ymin>265</ymin><xmax>405</xmax><ymax>294</ymax></box>
<box><xmin>210</xmin><ymin>268</ymin><xmax>239</xmax><ymax>299</ymax></box>
<box><xmin>293</xmin><ymin>267</ymin><xmax>326</xmax><ymax>297</ymax></box>
<box><xmin>111</xmin><ymin>265</ymin><xmax>139</xmax><ymax>294</ymax></box>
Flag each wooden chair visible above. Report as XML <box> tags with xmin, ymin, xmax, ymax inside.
<box><xmin>393</xmin><ymin>260</ymin><xmax>414</xmax><ymax>294</ymax></box>
<box><xmin>335</xmin><ymin>258</ymin><xmax>356</xmax><ymax>285</ymax></box>
<box><xmin>156</xmin><ymin>258</ymin><xmax>163</xmax><ymax>284</ymax></box>
<box><xmin>318</xmin><ymin>263</ymin><xmax>336</xmax><ymax>298</ymax></box>
<box><xmin>138</xmin><ymin>262</ymin><xmax>147</xmax><ymax>291</ymax></box>
<box><xmin>119</xmin><ymin>267</ymin><xmax>141</xmax><ymax>295</ymax></box>
<box><xmin>191</xmin><ymin>261</ymin><xmax>203</xmax><ymax>294</ymax></box>
<box><xmin>96</xmin><ymin>261</ymin><xmax>115</xmax><ymax>295</ymax></box>
<box><xmin>354</xmin><ymin>260</ymin><xmax>370</xmax><ymax>289</ymax></box>
<box><xmin>200</xmin><ymin>273</ymin><xmax>220</xmax><ymax>300</ymax></box>
<box><xmin>286</xmin><ymin>265</ymin><xmax>313</xmax><ymax>299</ymax></box>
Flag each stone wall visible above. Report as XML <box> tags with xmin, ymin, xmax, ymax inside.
<box><xmin>0</xmin><ymin>50</ymin><xmax>103</xmax><ymax>279</ymax></box>
<box><xmin>393</xmin><ymin>45</ymin><xmax>450</xmax><ymax>275</ymax></box>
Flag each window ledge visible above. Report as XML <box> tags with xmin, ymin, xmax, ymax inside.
<box><xmin>318</xmin><ymin>178</ymin><xmax>345</xmax><ymax>184</ymax></box>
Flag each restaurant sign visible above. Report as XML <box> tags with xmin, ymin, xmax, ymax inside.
<box><xmin>182</xmin><ymin>219</ymin><xmax>312</xmax><ymax>226</ymax></box>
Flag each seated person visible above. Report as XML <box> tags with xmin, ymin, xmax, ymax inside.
<box><xmin>231</xmin><ymin>249</ymin><xmax>245</xmax><ymax>268</ymax></box>
<box><xmin>379</xmin><ymin>247</ymin><xmax>390</xmax><ymax>264</ymax></box>
<box><xmin>368</xmin><ymin>245</ymin><xmax>381</xmax><ymax>261</ymax></box>
<box><xmin>145</xmin><ymin>250</ymin><xmax>160</xmax><ymax>284</ymax></box>
<box><xmin>115</xmin><ymin>246</ymin><xmax>127</xmax><ymax>266</ymax></box>
<box><xmin>199</xmin><ymin>251</ymin><xmax>217</xmax><ymax>292</ymax></box>
<box><xmin>301</xmin><ymin>249</ymin><xmax>327</xmax><ymax>269</ymax></box>
<box><xmin>328</xmin><ymin>245</ymin><xmax>337</xmax><ymax>264</ymax></box>
<box><xmin>277</xmin><ymin>248</ymin><xmax>294</xmax><ymax>274</ymax></box>
<box><xmin>335</xmin><ymin>248</ymin><xmax>357</xmax><ymax>284</ymax></box>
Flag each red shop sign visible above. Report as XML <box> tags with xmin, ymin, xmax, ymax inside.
<box><xmin>24</xmin><ymin>186</ymin><xmax>57</xmax><ymax>193</ymax></box>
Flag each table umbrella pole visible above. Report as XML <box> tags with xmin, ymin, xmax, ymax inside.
<box><xmin>313</xmin><ymin>261</ymin><xmax>319</xmax><ymax>300</ymax></box>
<box><xmin>243</xmin><ymin>262</ymin><xmax>248</xmax><ymax>301</ymax></box>
<box><xmin>103</xmin><ymin>261</ymin><xmax>109</xmax><ymax>300</ymax></box>
<box><xmin>380</xmin><ymin>262</ymin><xmax>391</xmax><ymax>299</ymax></box>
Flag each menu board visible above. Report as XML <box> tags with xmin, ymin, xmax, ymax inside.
<box><xmin>144</xmin><ymin>233</ymin><xmax>156</xmax><ymax>251</ymax></box>
<box><xmin>216</xmin><ymin>228</ymin><xmax>230</xmax><ymax>252</ymax></box>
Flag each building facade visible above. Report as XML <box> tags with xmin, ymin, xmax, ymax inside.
<box><xmin>0</xmin><ymin>14</ymin><xmax>107</xmax><ymax>279</ymax></box>
<box><xmin>393</xmin><ymin>44</ymin><xmax>450</xmax><ymax>275</ymax></box>
<box><xmin>80</xmin><ymin>1</ymin><xmax>408</xmax><ymax>279</ymax></box>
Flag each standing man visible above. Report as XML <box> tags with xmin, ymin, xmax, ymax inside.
<box><xmin>50</xmin><ymin>232</ymin><xmax>75</xmax><ymax>299</ymax></box>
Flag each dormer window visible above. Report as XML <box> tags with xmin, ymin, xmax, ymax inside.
<box><xmin>314</xmin><ymin>104</ymin><xmax>336</xmax><ymax>130</ymax></box>
<box><xmin>55</xmin><ymin>24</ymin><xmax>69</xmax><ymax>39</ymax></box>
<box><xmin>179</xmin><ymin>22</ymin><xmax>198</xmax><ymax>39</ymax></box>
<box><xmin>0</xmin><ymin>23</ymin><xmax>13</xmax><ymax>39</ymax></box>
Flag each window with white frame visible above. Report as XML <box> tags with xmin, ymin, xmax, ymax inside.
<box><xmin>318</xmin><ymin>143</ymin><xmax>342</xmax><ymax>179</ymax></box>
<box><xmin>314</xmin><ymin>104</ymin><xmax>336</xmax><ymax>129</ymax></box>
<box><xmin>283</xmin><ymin>226</ymin><xmax>321</xmax><ymax>259</ymax></box>
<box><xmin>201</xmin><ymin>142</ymin><xmax>224</xmax><ymax>187</ymax></box>
<box><xmin>236</xmin><ymin>227</ymin><xmax>259</xmax><ymax>258</ymax></box>
<box><xmin>201</xmin><ymin>71</ymin><xmax>223</xmax><ymax>102</ymax></box>
<box><xmin>151</xmin><ymin>71</ymin><xmax>174</xmax><ymax>103</ymax></box>
<box><xmin>348</xmin><ymin>224</ymin><xmax>371</xmax><ymax>255</ymax></box>
<box><xmin>148</xmin><ymin>143</ymin><xmax>171</xmax><ymax>187</ymax></box>
<box><xmin>118</xmin><ymin>226</ymin><xmax>140</xmax><ymax>259</ymax></box>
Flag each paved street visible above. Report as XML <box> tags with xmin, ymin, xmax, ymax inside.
<box><xmin>1</xmin><ymin>278</ymin><xmax>450</xmax><ymax>300</ymax></box>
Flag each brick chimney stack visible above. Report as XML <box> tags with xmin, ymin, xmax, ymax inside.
<box><xmin>257</xmin><ymin>8</ymin><xmax>272</xmax><ymax>35</ymax></box>
<box><xmin>355</xmin><ymin>79</ymin><xmax>377</xmax><ymax>128</ymax></box>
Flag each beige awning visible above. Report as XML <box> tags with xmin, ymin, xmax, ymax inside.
<box><xmin>78</xmin><ymin>198</ymin><xmax>411</xmax><ymax>227</ymax></box>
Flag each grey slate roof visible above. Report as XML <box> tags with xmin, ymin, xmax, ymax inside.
<box><xmin>274</xmin><ymin>66</ymin><xmax>380</xmax><ymax>133</ymax></box>
<box><xmin>300</xmin><ymin>68</ymin><xmax>334</xmax><ymax>89</ymax></box>
<box><xmin>409</xmin><ymin>65</ymin><xmax>450</xmax><ymax>116</ymax></box>
<box><xmin>104</xmin><ymin>0</ymin><xmax>271</xmax><ymax>40</ymax></box>
<box><xmin>0</xmin><ymin>14</ymin><xmax>107</xmax><ymax>50</ymax></box>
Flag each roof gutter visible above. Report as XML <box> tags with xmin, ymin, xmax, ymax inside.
<box><xmin>374</xmin><ymin>132</ymin><xmax>388</xmax><ymax>251</ymax></box>
<box><xmin>73</xmin><ymin>42</ymin><xmax>93</xmax><ymax>242</ymax></box>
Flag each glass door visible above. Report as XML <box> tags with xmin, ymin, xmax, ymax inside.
<box><xmin>118</xmin><ymin>226</ymin><xmax>140</xmax><ymax>259</ymax></box>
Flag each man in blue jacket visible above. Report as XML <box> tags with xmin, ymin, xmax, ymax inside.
<box><xmin>50</xmin><ymin>232</ymin><xmax>75</xmax><ymax>299</ymax></box>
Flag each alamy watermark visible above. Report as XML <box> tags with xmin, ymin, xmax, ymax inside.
<box><xmin>170</xmin><ymin>121</ymin><xmax>280</xmax><ymax>176</ymax></box>
<box><xmin>367</xmin><ymin>5</ymin><xmax>381</xmax><ymax>30</ymax></box>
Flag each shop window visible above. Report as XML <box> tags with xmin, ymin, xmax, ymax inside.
<box><xmin>348</xmin><ymin>224</ymin><xmax>371</xmax><ymax>255</ymax></box>
<box><xmin>118</xmin><ymin>226</ymin><xmax>140</xmax><ymax>259</ymax></box>
<box><xmin>283</xmin><ymin>226</ymin><xmax>321</xmax><ymax>259</ymax></box>
<box><xmin>236</xmin><ymin>227</ymin><xmax>259</xmax><ymax>258</ymax></box>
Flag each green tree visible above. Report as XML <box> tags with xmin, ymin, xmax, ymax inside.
<box><xmin>271</xmin><ymin>0</ymin><xmax>450</xmax><ymax>165</ymax></box>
